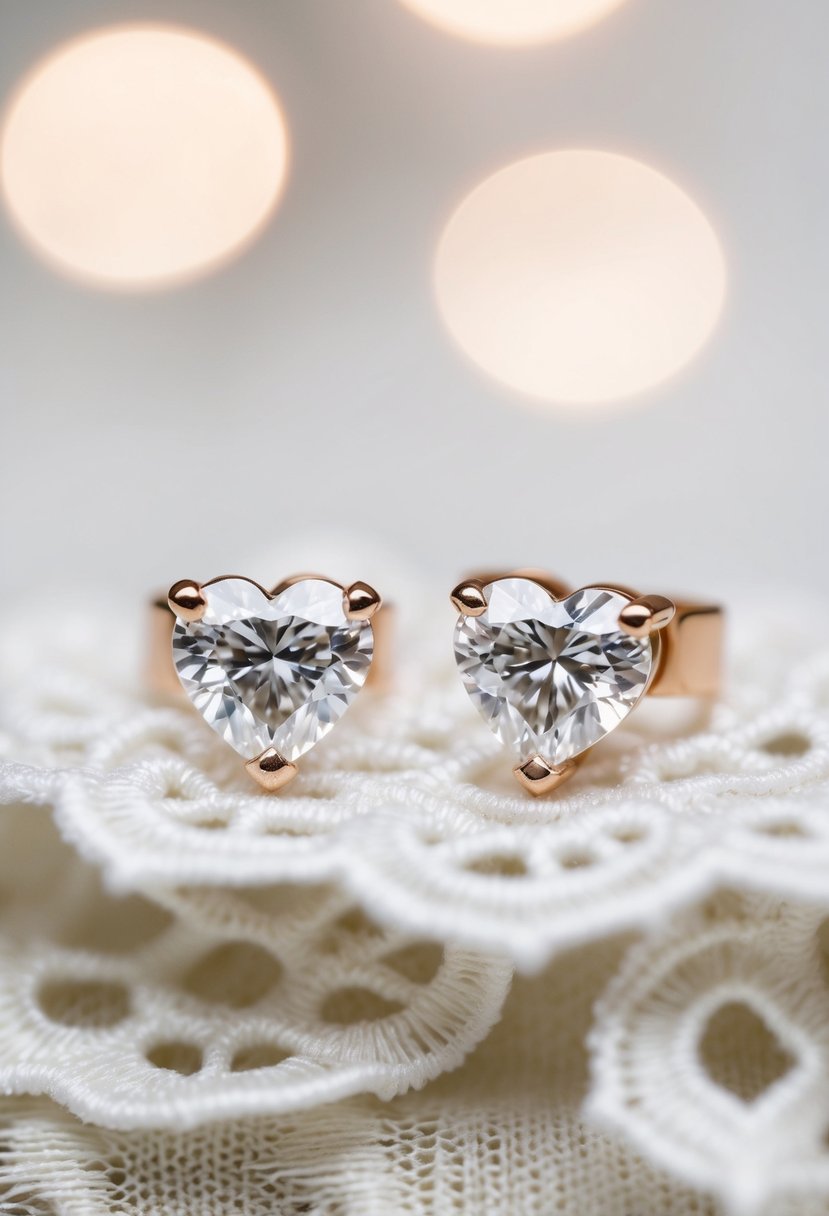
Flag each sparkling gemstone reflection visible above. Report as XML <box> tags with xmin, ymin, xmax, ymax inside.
<box><xmin>173</xmin><ymin>578</ymin><xmax>373</xmax><ymax>762</ymax></box>
<box><xmin>454</xmin><ymin>579</ymin><xmax>654</xmax><ymax>764</ymax></box>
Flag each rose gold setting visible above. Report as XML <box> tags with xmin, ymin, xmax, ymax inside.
<box><xmin>648</xmin><ymin>601</ymin><xmax>723</xmax><ymax>697</ymax></box>
<box><xmin>167</xmin><ymin>580</ymin><xmax>206</xmax><ymax>623</ymax></box>
<box><xmin>150</xmin><ymin>572</ymin><xmax>390</xmax><ymax>793</ymax></box>
<box><xmin>618</xmin><ymin>594</ymin><xmax>676</xmax><ymax>638</ymax></box>
<box><xmin>450</xmin><ymin>580</ymin><xmax>487</xmax><ymax>617</ymax></box>
<box><xmin>344</xmin><ymin>581</ymin><xmax>381</xmax><ymax>621</ymax></box>
<box><xmin>245</xmin><ymin>748</ymin><xmax>299</xmax><ymax>793</ymax></box>
<box><xmin>452</xmin><ymin>569</ymin><xmax>724</xmax><ymax>799</ymax></box>
<box><xmin>514</xmin><ymin>756</ymin><xmax>578</xmax><ymax>797</ymax></box>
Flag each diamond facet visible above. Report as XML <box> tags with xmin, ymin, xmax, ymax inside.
<box><xmin>453</xmin><ymin>578</ymin><xmax>655</xmax><ymax>766</ymax></box>
<box><xmin>172</xmin><ymin>577</ymin><xmax>374</xmax><ymax>762</ymax></box>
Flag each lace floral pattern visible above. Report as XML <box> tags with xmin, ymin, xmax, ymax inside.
<box><xmin>1</xmin><ymin>585</ymin><xmax>829</xmax><ymax>1213</ymax></box>
<box><xmin>0</xmin><ymin>802</ymin><xmax>511</xmax><ymax>1130</ymax></box>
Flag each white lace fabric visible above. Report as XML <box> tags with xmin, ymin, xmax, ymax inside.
<box><xmin>1</xmin><ymin>580</ymin><xmax>829</xmax><ymax>1215</ymax></box>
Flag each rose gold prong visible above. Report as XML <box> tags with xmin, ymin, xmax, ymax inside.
<box><xmin>168</xmin><ymin>580</ymin><xmax>206</xmax><ymax>623</ymax></box>
<box><xmin>513</xmin><ymin>756</ymin><xmax>577</xmax><ymax>797</ymax></box>
<box><xmin>618</xmin><ymin>595</ymin><xmax>676</xmax><ymax>639</ymax></box>
<box><xmin>344</xmin><ymin>581</ymin><xmax>381</xmax><ymax>621</ymax></box>
<box><xmin>451</xmin><ymin>580</ymin><xmax>487</xmax><ymax>617</ymax></box>
<box><xmin>245</xmin><ymin>748</ymin><xmax>298</xmax><ymax>792</ymax></box>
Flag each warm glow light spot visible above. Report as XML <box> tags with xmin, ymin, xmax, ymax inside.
<box><xmin>435</xmin><ymin>150</ymin><xmax>726</xmax><ymax>406</ymax></box>
<box><xmin>1</xmin><ymin>26</ymin><xmax>288</xmax><ymax>289</ymax></box>
<box><xmin>398</xmin><ymin>0</ymin><xmax>631</xmax><ymax>45</ymax></box>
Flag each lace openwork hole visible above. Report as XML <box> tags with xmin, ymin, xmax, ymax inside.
<box><xmin>320</xmin><ymin>987</ymin><xmax>405</xmax><ymax>1025</ymax></box>
<box><xmin>237</xmin><ymin>883</ymin><xmax>325</xmax><ymax>918</ymax></box>
<box><xmin>464</xmin><ymin>855</ymin><xmax>528</xmax><ymax>877</ymax></box>
<box><xmin>383</xmin><ymin>942</ymin><xmax>444</xmax><ymax>985</ymax></box>
<box><xmin>146</xmin><ymin>1041</ymin><xmax>203</xmax><ymax>1075</ymax></box>
<box><xmin>37</xmin><ymin>979</ymin><xmax>131</xmax><ymax>1029</ymax></box>
<box><xmin>557</xmin><ymin>850</ymin><xmax>597</xmax><ymax>871</ymax></box>
<box><xmin>333</xmin><ymin>908</ymin><xmax>384</xmax><ymax>938</ymax></box>
<box><xmin>609</xmin><ymin>825</ymin><xmax>646</xmax><ymax>845</ymax></box>
<box><xmin>815</xmin><ymin>918</ymin><xmax>829</xmax><ymax>985</ymax></box>
<box><xmin>756</xmin><ymin>820</ymin><xmax>810</xmax><ymax>839</ymax></box>
<box><xmin>0</xmin><ymin>1187</ymin><xmax>58</xmax><ymax>1216</ymax></box>
<box><xmin>188</xmin><ymin>818</ymin><xmax>230</xmax><ymax>830</ymax></box>
<box><xmin>155</xmin><ymin>766</ymin><xmax>212</xmax><ymax>804</ymax></box>
<box><xmin>319</xmin><ymin>908</ymin><xmax>384</xmax><ymax>954</ymax></box>
<box><xmin>182</xmin><ymin>942</ymin><xmax>282</xmax><ymax>1008</ymax></box>
<box><xmin>162</xmin><ymin>783</ymin><xmax>192</xmax><ymax>801</ymax></box>
<box><xmin>58</xmin><ymin>890</ymin><xmax>173</xmax><ymax>954</ymax></box>
<box><xmin>698</xmin><ymin>1001</ymin><xmax>794</xmax><ymax>1102</ymax></box>
<box><xmin>230</xmin><ymin>1043</ymin><xmax>291</xmax><ymax>1072</ymax></box>
<box><xmin>760</xmin><ymin>731</ymin><xmax>811</xmax><ymax>758</ymax></box>
<box><xmin>410</xmin><ymin>729</ymin><xmax>446</xmax><ymax>752</ymax></box>
<box><xmin>263</xmin><ymin>824</ymin><xmax>317</xmax><ymax>838</ymax></box>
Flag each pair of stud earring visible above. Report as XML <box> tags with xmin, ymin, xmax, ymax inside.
<box><xmin>149</xmin><ymin>571</ymin><xmax>723</xmax><ymax>798</ymax></box>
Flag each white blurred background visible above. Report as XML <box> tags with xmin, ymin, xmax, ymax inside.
<box><xmin>0</xmin><ymin>0</ymin><xmax>825</xmax><ymax>603</ymax></box>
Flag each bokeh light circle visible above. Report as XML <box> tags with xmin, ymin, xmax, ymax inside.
<box><xmin>398</xmin><ymin>0</ymin><xmax>631</xmax><ymax>45</ymax></box>
<box><xmin>1</xmin><ymin>26</ymin><xmax>288</xmax><ymax>289</ymax></box>
<box><xmin>435</xmin><ymin>150</ymin><xmax>726</xmax><ymax>406</ymax></box>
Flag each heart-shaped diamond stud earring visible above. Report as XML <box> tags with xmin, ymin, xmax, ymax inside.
<box><xmin>149</xmin><ymin>574</ymin><xmax>386</xmax><ymax>791</ymax></box>
<box><xmin>451</xmin><ymin>570</ymin><xmax>723</xmax><ymax>797</ymax></box>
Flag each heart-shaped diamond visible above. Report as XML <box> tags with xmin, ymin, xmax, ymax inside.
<box><xmin>453</xmin><ymin>578</ymin><xmax>655</xmax><ymax>765</ymax></box>
<box><xmin>172</xmin><ymin>577</ymin><xmax>374</xmax><ymax>762</ymax></box>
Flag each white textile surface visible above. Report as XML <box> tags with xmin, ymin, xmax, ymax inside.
<box><xmin>1</xmin><ymin>565</ymin><xmax>829</xmax><ymax>1215</ymax></box>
